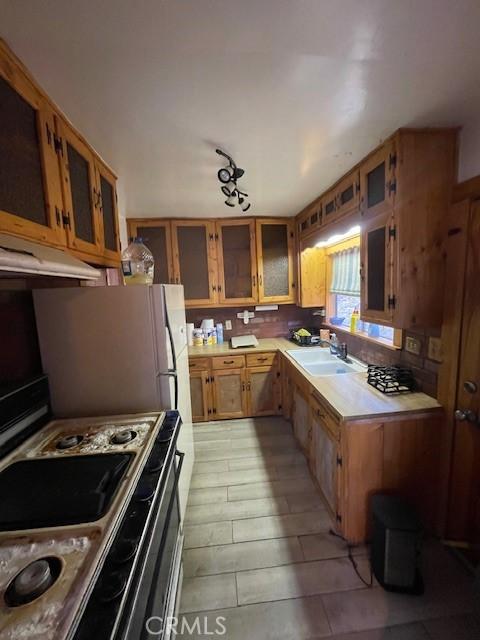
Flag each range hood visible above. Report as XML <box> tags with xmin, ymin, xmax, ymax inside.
<box><xmin>0</xmin><ymin>233</ymin><xmax>101</xmax><ymax>280</ymax></box>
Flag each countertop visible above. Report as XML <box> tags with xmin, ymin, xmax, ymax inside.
<box><xmin>188</xmin><ymin>337</ymin><xmax>442</xmax><ymax>421</ymax></box>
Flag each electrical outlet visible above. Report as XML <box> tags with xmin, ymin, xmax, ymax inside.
<box><xmin>428</xmin><ymin>337</ymin><xmax>443</xmax><ymax>362</ymax></box>
<box><xmin>225</xmin><ymin>320</ymin><xmax>232</xmax><ymax>331</ymax></box>
<box><xmin>405</xmin><ymin>335</ymin><xmax>422</xmax><ymax>356</ymax></box>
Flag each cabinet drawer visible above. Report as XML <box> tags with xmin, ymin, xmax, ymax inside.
<box><xmin>246</xmin><ymin>352</ymin><xmax>277</xmax><ymax>367</ymax></box>
<box><xmin>211</xmin><ymin>355</ymin><xmax>245</xmax><ymax>370</ymax></box>
<box><xmin>310</xmin><ymin>393</ymin><xmax>340</xmax><ymax>440</ymax></box>
<box><xmin>189</xmin><ymin>358</ymin><xmax>210</xmax><ymax>371</ymax></box>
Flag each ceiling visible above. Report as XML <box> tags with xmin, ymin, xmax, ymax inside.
<box><xmin>2</xmin><ymin>0</ymin><xmax>480</xmax><ymax>219</ymax></box>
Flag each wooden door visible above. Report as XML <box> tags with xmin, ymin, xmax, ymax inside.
<box><xmin>0</xmin><ymin>52</ymin><xmax>65</xmax><ymax>246</ymax></box>
<box><xmin>216</xmin><ymin>219</ymin><xmax>257</xmax><ymax>304</ymax></box>
<box><xmin>447</xmin><ymin>201</ymin><xmax>480</xmax><ymax>551</ymax></box>
<box><xmin>298</xmin><ymin>244</ymin><xmax>326</xmax><ymax>308</ymax></box>
<box><xmin>359</xmin><ymin>141</ymin><xmax>396</xmax><ymax>219</ymax></box>
<box><xmin>360</xmin><ymin>210</ymin><xmax>395</xmax><ymax>325</ymax></box>
<box><xmin>256</xmin><ymin>218</ymin><xmax>295</xmax><ymax>303</ymax></box>
<box><xmin>95</xmin><ymin>160</ymin><xmax>120</xmax><ymax>263</ymax></box>
<box><xmin>335</xmin><ymin>170</ymin><xmax>360</xmax><ymax>219</ymax></box>
<box><xmin>172</xmin><ymin>220</ymin><xmax>218</xmax><ymax>306</ymax></box>
<box><xmin>293</xmin><ymin>387</ymin><xmax>310</xmax><ymax>454</ymax></box>
<box><xmin>190</xmin><ymin>370</ymin><xmax>211</xmax><ymax>422</ymax></box>
<box><xmin>211</xmin><ymin>369</ymin><xmax>246</xmax><ymax>420</ymax></box>
<box><xmin>312</xmin><ymin>415</ymin><xmax>340</xmax><ymax>517</ymax></box>
<box><xmin>127</xmin><ymin>219</ymin><xmax>174</xmax><ymax>285</ymax></box>
<box><xmin>57</xmin><ymin>118</ymin><xmax>101</xmax><ymax>257</ymax></box>
<box><xmin>246</xmin><ymin>366</ymin><xmax>278</xmax><ymax>416</ymax></box>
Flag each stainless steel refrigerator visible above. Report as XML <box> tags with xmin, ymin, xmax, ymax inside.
<box><xmin>33</xmin><ymin>284</ymin><xmax>193</xmax><ymax>521</ymax></box>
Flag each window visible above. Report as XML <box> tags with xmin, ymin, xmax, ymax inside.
<box><xmin>327</xmin><ymin>237</ymin><xmax>395</xmax><ymax>343</ymax></box>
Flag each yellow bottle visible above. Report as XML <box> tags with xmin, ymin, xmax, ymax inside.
<box><xmin>350</xmin><ymin>308</ymin><xmax>359</xmax><ymax>333</ymax></box>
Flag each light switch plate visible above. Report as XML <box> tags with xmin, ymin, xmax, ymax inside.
<box><xmin>428</xmin><ymin>337</ymin><xmax>443</xmax><ymax>362</ymax></box>
<box><xmin>225</xmin><ymin>320</ymin><xmax>232</xmax><ymax>331</ymax></box>
<box><xmin>405</xmin><ymin>335</ymin><xmax>422</xmax><ymax>356</ymax></box>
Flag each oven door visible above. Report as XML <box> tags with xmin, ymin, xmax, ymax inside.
<box><xmin>118</xmin><ymin>449</ymin><xmax>184</xmax><ymax>640</ymax></box>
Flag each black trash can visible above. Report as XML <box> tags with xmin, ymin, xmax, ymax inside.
<box><xmin>371</xmin><ymin>494</ymin><xmax>424</xmax><ymax>594</ymax></box>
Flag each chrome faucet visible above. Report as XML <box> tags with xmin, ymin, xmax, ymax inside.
<box><xmin>329</xmin><ymin>340</ymin><xmax>348</xmax><ymax>361</ymax></box>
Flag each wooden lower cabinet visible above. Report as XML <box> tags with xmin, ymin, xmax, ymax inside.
<box><xmin>189</xmin><ymin>370</ymin><xmax>211</xmax><ymax>422</ymax></box>
<box><xmin>292</xmin><ymin>386</ymin><xmax>310</xmax><ymax>455</ymax></box>
<box><xmin>211</xmin><ymin>368</ymin><xmax>246</xmax><ymax>420</ymax></box>
<box><xmin>189</xmin><ymin>353</ymin><xmax>280</xmax><ymax>422</ymax></box>
<box><xmin>311</xmin><ymin>411</ymin><xmax>341</xmax><ymax>518</ymax></box>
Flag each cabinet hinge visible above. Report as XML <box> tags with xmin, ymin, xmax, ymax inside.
<box><xmin>388</xmin><ymin>179</ymin><xmax>397</xmax><ymax>195</ymax></box>
<box><xmin>45</xmin><ymin>123</ymin><xmax>52</xmax><ymax>146</ymax></box>
<box><xmin>278</xmin><ymin>404</ymin><xmax>282</xmax><ymax>410</ymax></box>
<box><xmin>208</xmin><ymin>408</ymin><xmax>211</xmax><ymax>415</ymax></box>
<box><xmin>215</xmin><ymin>233</ymin><xmax>219</xmax><ymax>240</ymax></box>
<box><xmin>388</xmin><ymin>295</ymin><xmax>396</xmax><ymax>309</ymax></box>
<box><xmin>388</xmin><ymin>225</ymin><xmax>396</xmax><ymax>240</ymax></box>
<box><xmin>276</xmin><ymin>371</ymin><xmax>281</xmax><ymax>378</ymax></box>
<box><xmin>209</xmin><ymin>233</ymin><xmax>214</xmax><ymax>241</ymax></box>
<box><xmin>336</xmin><ymin>455</ymin><xmax>342</xmax><ymax>467</ymax></box>
<box><xmin>291</xmin><ymin>282</ymin><xmax>295</xmax><ymax>288</ymax></box>
<box><xmin>206</xmin><ymin>377</ymin><xmax>209</xmax><ymax>384</ymax></box>
<box><xmin>62</xmin><ymin>212</ymin><xmax>71</xmax><ymax>230</ymax></box>
<box><xmin>336</xmin><ymin>512</ymin><xmax>342</xmax><ymax>524</ymax></box>
<box><xmin>53</xmin><ymin>134</ymin><xmax>63</xmax><ymax>155</ymax></box>
<box><xmin>290</xmin><ymin>231</ymin><xmax>294</xmax><ymax>238</ymax></box>
<box><xmin>217</xmin><ymin>284</ymin><xmax>222</xmax><ymax>292</ymax></box>
<box><xmin>55</xmin><ymin>207</ymin><xmax>62</xmax><ymax>226</ymax></box>
<box><xmin>389</xmin><ymin>153</ymin><xmax>397</xmax><ymax>169</ymax></box>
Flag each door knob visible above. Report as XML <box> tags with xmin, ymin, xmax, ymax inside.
<box><xmin>463</xmin><ymin>380</ymin><xmax>478</xmax><ymax>394</ymax></box>
<box><xmin>454</xmin><ymin>409</ymin><xmax>478</xmax><ymax>423</ymax></box>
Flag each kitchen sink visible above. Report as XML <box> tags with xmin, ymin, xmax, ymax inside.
<box><xmin>286</xmin><ymin>347</ymin><xmax>365</xmax><ymax>376</ymax></box>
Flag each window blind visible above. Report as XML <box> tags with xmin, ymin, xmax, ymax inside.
<box><xmin>330</xmin><ymin>246</ymin><xmax>360</xmax><ymax>295</ymax></box>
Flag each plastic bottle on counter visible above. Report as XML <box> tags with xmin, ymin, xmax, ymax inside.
<box><xmin>121</xmin><ymin>238</ymin><xmax>154</xmax><ymax>285</ymax></box>
<box><xmin>350</xmin><ymin>308</ymin><xmax>359</xmax><ymax>333</ymax></box>
<box><xmin>193</xmin><ymin>329</ymin><xmax>203</xmax><ymax>346</ymax></box>
<box><xmin>216</xmin><ymin>323</ymin><xmax>224</xmax><ymax>344</ymax></box>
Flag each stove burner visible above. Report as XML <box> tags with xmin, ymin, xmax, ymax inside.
<box><xmin>110</xmin><ymin>430</ymin><xmax>137</xmax><ymax>445</ymax></box>
<box><xmin>56</xmin><ymin>434</ymin><xmax>84</xmax><ymax>450</ymax></box>
<box><xmin>5</xmin><ymin>557</ymin><xmax>61</xmax><ymax>607</ymax></box>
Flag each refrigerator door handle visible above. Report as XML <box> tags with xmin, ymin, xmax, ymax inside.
<box><xmin>162</xmin><ymin>286</ymin><xmax>179</xmax><ymax>411</ymax></box>
<box><xmin>158</xmin><ymin>370</ymin><xmax>179</xmax><ymax>412</ymax></box>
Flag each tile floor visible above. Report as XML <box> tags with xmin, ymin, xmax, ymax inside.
<box><xmin>177</xmin><ymin>417</ymin><xmax>478</xmax><ymax>639</ymax></box>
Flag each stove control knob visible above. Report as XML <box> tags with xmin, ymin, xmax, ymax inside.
<box><xmin>98</xmin><ymin>574</ymin><xmax>127</xmax><ymax>603</ymax></box>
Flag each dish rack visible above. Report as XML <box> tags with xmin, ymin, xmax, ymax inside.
<box><xmin>367</xmin><ymin>365</ymin><xmax>416</xmax><ymax>394</ymax></box>
<box><xmin>290</xmin><ymin>328</ymin><xmax>321</xmax><ymax>346</ymax></box>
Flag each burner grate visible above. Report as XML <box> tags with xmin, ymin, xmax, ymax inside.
<box><xmin>367</xmin><ymin>365</ymin><xmax>416</xmax><ymax>394</ymax></box>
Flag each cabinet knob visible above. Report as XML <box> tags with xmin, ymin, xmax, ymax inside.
<box><xmin>455</xmin><ymin>409</ymin><xmax>478</xmax><ymax>424</ymax></box>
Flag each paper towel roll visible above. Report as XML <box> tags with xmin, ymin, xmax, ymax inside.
<box><xmin>201</xmin><ymin>318</ymin><xmax>214</xmax><ymax>330</ymax></box>
<box><xmin>186</xmin><ymin>323</ymin><xmax>194</xmax><ymax>346</ymax></box>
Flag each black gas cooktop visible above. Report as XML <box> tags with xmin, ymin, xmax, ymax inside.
<box><xmin>0</xmin><ymin>453</ymin><xmax>133</xmax><ymax>531</ymax></box>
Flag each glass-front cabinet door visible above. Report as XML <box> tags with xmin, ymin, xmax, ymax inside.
<box><xmin>127</xmin><ymin>219</ymin><xmax>174</xmax><ymax>284</ymax></box>
<box><xmin>256</xmin><ymin>218</ymin><xmax>295</xmax><ymax>303</ymax></box>
<box><xmin>95</xmin><ymin>161</ymin><xmax>120</xmax><ymax>262</ymax></box>
<box><xmin>172</xmin><ymin>220</ymin><xmax>218</xmax><ymax>306</ymax></box>
<box><xmin>216</xmin><ymin>219</ymin><xmax>257</xmax><ymax>304</ymax></box>
<box><xmin>57</xmin><ymin>118</ymin><xmax>101</xmax><ymax>257</ymax></box>
<box><xmin>0</xmin><ymin>59</ymin><xmax>65</xmax><ymax>246</ymax></box>
<box><xmin>359</xmin><ymin>141</ymin><xmax>396</xmax><ymax>219</ymax></box>
<box><xmin>322</xmin><ymin>189</ymin><xmax>338</xmax><ymax>226</ymax></box>
<box><xmin>360</xmin><ymin>210</ymin><xmax>395</xmax><ymax>325</ymax></box>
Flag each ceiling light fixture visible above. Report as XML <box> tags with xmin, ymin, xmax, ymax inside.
<box><xmin>216</xmin><ymin>149</ymin><xmax>251</xmax><ymax>212</ymax></box>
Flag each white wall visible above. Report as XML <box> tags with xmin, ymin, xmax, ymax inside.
<box><xmin>458</xmin><ymin>120</ymin><xmax>480</xmax><ymax>182</ymax></box>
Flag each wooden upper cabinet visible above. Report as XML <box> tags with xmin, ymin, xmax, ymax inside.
<box><xmin>171</xmin><ymin>220</ymin><xmax>218</xmax><ymax>306</ymax></box>
<box><xmin>359</xmin><ymin>141</ymin><xmax>396</xmax><ymax>218</ymax></box>
<box><xmin>127</xmin><ymin>219</ymin><xmax>174</xmax><ymax>285</ymax></box>
<box><xmin>95</xmin><ymin>160</ymin><xmax>120</xmax><ymax>261</ymax></box>
<box><xmin>322</xmin><ymin>189</ymin><xmax>338</xmax><ymax>226</ymax></box>
<box><xmin>56</xmin><ymin>118</ymin><xmax>101</xmax><ymax>257</ymax></box>
<box><xmin>335</xmin><ymin>170</ymin><xmax>360</xmax><ymax>219</ymax></box>
<box><xmin>256</xmin><ymin>218</ymin><xmax>295</xmax><ymax>303</ymax></box>
<box><xmin>298</xmin><ymin>244</ymin><xmax>326</xmax><ymax>308</ymax></box>
<box><xmin>216</xmin><ymin>219</ymin><xmax>257</xmax><ymax>304</ymax></box>
<box><xmin>360</xmin><ymin>210</ymin><xmax>395</xmax><ymax>325</ymax></box>
<box><xmin>0</xmin><ymin>52</ymin><xmax>65</xmax><ymax>246</ymax></box>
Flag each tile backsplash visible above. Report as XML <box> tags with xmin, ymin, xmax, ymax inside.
<box><xmin>186</xmin><ymin>305</ymin><xmax>315</xmax><ymax>340</ymax></box>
